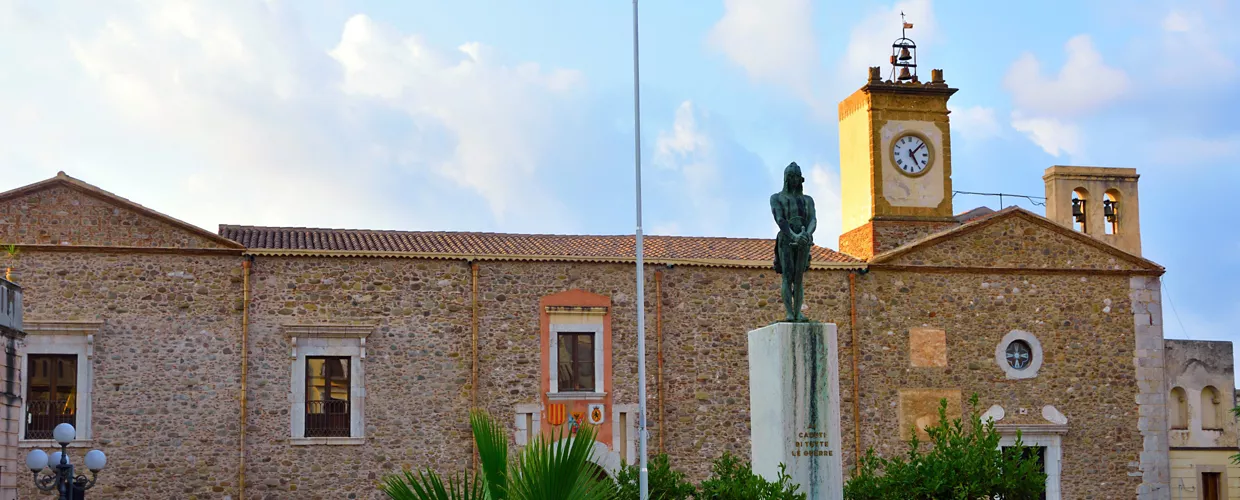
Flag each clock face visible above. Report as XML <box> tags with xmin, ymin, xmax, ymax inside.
<box><xmin>892</xmin><ymin>134</ymin><xmax>932</xmax><ymax>175</ymax></box>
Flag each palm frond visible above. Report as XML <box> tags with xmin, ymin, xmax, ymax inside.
<box><xmin>470</xmin><ymin>409</ymin><xmax>511</xmax><ymax>499</ymax></box>
<box><xmin>508</xmin><ymin>423</ymin><xmax>616</xmax><ymax>500</ymax></box>
<box><xmin>379</xmin><ymin>468</ymin><xmax>484</xmax><ymax>500</ymax></box>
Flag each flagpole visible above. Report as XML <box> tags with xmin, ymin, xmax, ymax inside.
<box><xmin>632</xmin><ymin>1</ymin><xmax>649</xmax><ymax>499</ymax></box>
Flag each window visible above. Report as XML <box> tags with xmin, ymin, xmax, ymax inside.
<box><xmin>1170</xmin><ymin>387</ymin><xmax>1188</xmax><ymax>430</ymax></box>
<box><xmin>305</xmin><ymin>357</ymin><xmax>350</xmax><ymax>437</ymax></box>
<box><xmin>283</xmin><ymin>324</ymin><xmax>371</xmax><ymax>445</ymax></box>
<box><xmin>25</xmin><ymin>355</ymin><xmax>77</xmax><ymax>440</ymax></box>
<box><xmin>557</xmin><ymin>332</ymin><xmax>596</xmax><ymax>392</ymax></box>
<box><xmin>547</xmin><ymin>320</ymin><xmax>605</xmax><ymax>395</ymax></box>
<box><xmin>1005</xmin><ymin>340</ymin><xmax>1032</xmax><ymax>370</ymax></box>
<box><xmin>1201</xmin><ymin>386</ymin><xmax>1222</xmax><ymax>430</ymax></box>
<box><xmin>19</xmin><ymin>321</ymin><xmax>99</xmax><ymax>444</ymax></box>
<box><xmin>995</xmin><ymin>330</ymin><xmax>1043</xmax><ymax>380</ymax></box>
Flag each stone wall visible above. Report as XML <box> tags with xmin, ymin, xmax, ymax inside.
<box><xmin>4</xmin><ymin>245</ymin><xmax>1163</xmax><ymax>499</ymax></box>
<box><xmin>243</xmin><ymin>256</ymin><xmax>475</xmax><ymax>499</ymax></box>
<box><xmin>853</xmin><ymin>269</ymin><xmax>1146</xmax><ymax>497</ymax></box>
<box><xmin>0</xmin><ymin>184</ymin><xmax>231</xmax><ymax>249</ymax></box>
<box><xmin>13</xmin><ymin>249</ymin><xmax>243</xmax><ymax>498</ymax></box>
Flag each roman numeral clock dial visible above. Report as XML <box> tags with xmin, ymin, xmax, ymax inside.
<box><xmin>892</xmin><ymin>134</ymin><xmax>932</xmax><ymax>176</ymax></box>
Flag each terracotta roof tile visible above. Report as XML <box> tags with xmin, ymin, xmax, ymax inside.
<box><xmin>219</xmin><ymin>225</ymin><xmax>861</xmax><ymax>267</ymax></box>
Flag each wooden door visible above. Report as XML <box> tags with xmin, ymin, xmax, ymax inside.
<box><xmin>1202</xmin><ymin>472</ymin><xmax>1221</xmax><ymax>500</ymax></box>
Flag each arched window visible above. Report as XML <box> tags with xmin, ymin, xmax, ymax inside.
<box><xmin>1103</xmin><ymin>189</ymin><xmax>1120</xmax><ymax>235</ymax></box>
<box><xmin>1201</xmin><ymin>386</ymin><xmax>1222</xmax><ymax>430</ymax></box>
<box><xmin>1170</xmin><ymin>387</ymin><xmax>1188</xmax><ymax>430</ymax></box>
<box><xmin>1071</xmin><ymin>188</ymin><xmax>1089</xmax><ymax>233</ymax></box>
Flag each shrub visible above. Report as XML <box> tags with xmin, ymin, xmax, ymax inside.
<box><xmin>613</xmin><ymin>454</ymin><xmax>696</xmax><ymax>500</ymax></box>
<box><xmin>843</xmin><ymin>394</ymin><xmax>1047</xmax><ymax>500</ymax></box>
<box><xmin>696</xmin><ymin>452</ymin><xmax>805</xmax><ymax>500</ymax></box>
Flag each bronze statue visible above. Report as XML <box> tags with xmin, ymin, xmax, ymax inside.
<box><xmin>770</xmin><ymin>162</ymin><xmax>816</xmax><ymax>322</ymax></box>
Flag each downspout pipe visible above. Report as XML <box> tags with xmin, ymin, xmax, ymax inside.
<box><xmin>655</xmin><ymin>270</ymin><xmax>664</xmax><ymax>455</ymax></box>
<box><xmin>470</xmin><ymin>261</ymin><xmax>479</xmax><ymax>469</ymax></box>
<box><xmin>849</xmin><ymin>271</ymin><xmax>862</xmax><ymax>474</ymax></box>
<box><xmin>240</xmin><ymin>256</ymin><xmax>253</xmax><ymax>498</ymax></box>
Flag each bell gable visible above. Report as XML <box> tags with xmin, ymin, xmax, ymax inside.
<box><xmin>0</xmin><ymin>172</ymin><xmax>243</xmax><ymax>250</ymax></box>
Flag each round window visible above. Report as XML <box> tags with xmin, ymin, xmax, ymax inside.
<box><xmin>1005</xmin><ymin>340</ymin><xmax>1033</xmax><ymax>370</ymax></box>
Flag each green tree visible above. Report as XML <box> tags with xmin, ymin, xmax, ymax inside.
<box><xmin>380</xmin><ymin>410</ymin><xmax>617</xmax><ymax>500</ymax></box>
<box><xmin>613</xmin><ymin>454</ymin><xmax>696</xmax><ymax>500</ymax></box>
<box><xmin>843</xmin><ymin>394</ymin><xmax>1047</xmax><ymax>500</ymax></box>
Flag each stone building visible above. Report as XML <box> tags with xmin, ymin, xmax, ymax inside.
<box><xmin>1165</xmin><ymin>340</ymin><xmax>1240</xmax><ymax>499</ymax></box>
<box><xmin>0</xmin><ymin>66</ymin><xmax>1175</xmax><ymax>499</ymax></box>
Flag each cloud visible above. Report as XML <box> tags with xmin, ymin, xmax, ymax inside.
<box><xmin>1151</xmin><ymin>9</ymin><xmax>1239</xmax><ymax>88</ymax></box>
<box><xmin>840</xmin><ymin>0</ymin><xmax>937</xmax><ymax>86</ymax></box>
<box><xmin>653</xmin><ymin>101</ymin><xmax>732</xmax><ymax>234</ymax></box>
<box><xmin>707</xmin><ymin>0</ymin><xmax>819</xmax><ymax>100</ymax></box>
<box><xmin>948</xmin><ymin>105</ymin><xmax>1001</xmax><ymax>142</ymax></box>
<box><xmin>1003</xmin><ymin>35</ymin><xmax>1129</xmax><ymax>117</ymax></box>
<box><xmin>803</xmin><ymin>163</ymin><xmax>843</xmax><ymax>245</ymax></box>
<box><xmin>0</xmin><ymin>2</ymin><xmax>596</xmax><ymax>234</ymax></box>
<box><xmin>649</xmin><ymin>101</ymin><xmax>772</xmax><ymax>238</ymax></box>
<box><xmin>328</xmin><ymin>14</ymin><xmax>586</xmax><ymax>221</ymax></box>
<box><xmin>1010</xmin><ymin>112</ymin><xmax>1081</xmax><ymax>158</ymax></box>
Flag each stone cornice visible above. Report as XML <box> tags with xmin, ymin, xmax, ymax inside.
<box><xmin>995</xmin><ymin>423</ymin><xmax>1069</xmax><ymax>435</ymax></box>
<box><xmin>545</xmin><ymin>306</ymin><xmax>608</xmax><ymax>316</ymax></box>
<box><xmin>23</xmin><ymin>321</ymin><xmax>103</xmax><ymax>336</ymax></box>
<box><xmin>280</xmin><ymin>324</ymin><xmax>374</xmax><ymax>339</ymax></box>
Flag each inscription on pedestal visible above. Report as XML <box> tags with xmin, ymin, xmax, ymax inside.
<box><xmin>793</xmin><ymin>430</ymin><xmax>834</xmax><ymax>457</ymax></box>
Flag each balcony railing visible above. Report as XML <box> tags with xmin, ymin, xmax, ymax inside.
<box><xmin>26</xmin><ymin>399</ymin><xmax>75</xmax><ymax>440</ymax></box>
<box><xmin>305</xmin><ymin>399</ymin><xmax>350</xmax><ymax>437</ymax></box>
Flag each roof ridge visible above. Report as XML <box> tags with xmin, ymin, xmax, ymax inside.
<box><xmin>219</xmin><ymin>224</ymin><xmax>785</xmax><ymax>242</ymax></box>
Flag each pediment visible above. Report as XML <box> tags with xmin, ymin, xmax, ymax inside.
<box><xmin>0</xmin><ymin>172</ymin><xmax>243</xmax><ymax>250</ymax></box>
<box><xmin>872</xmin><ymin>207</ymin><xmax>1163</xmax><ymax>273</ymax></box>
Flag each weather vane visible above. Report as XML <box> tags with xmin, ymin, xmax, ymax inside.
<box><xmin>890</xmin><ymin>13</ymin><xmax>917</xmax><ymax>81</ymax></box>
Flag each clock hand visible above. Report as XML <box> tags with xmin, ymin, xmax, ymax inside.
<box><xmin>907</xmin><ymin>149</ymin><xmax>919</xmax><ymax>168</ymax></box>
<box><xmin>912</xmin><ymin>143</ymin><xmax>925</xmax><ymax>154</ymax></box>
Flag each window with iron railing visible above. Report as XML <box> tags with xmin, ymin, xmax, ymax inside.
<box><xmin>26</xmin><ymin>354</ymin><xmax>77</xmax><ymax>440</ymax></box>
<box><xmin>305</xmin><ymin>356</ymin><xmax>350</xmax><ymax>437</ymax></box>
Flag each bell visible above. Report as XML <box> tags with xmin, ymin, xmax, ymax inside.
<box><xmin>1103</xmin><ymin>199</ymin><xmax>1117</xmax><ymax>223</ymax></box>
<box><xmin>898</xmin><ymin>47</ymin><xmax>912</xmax><ymax>61</ymax></box>
<box><xmin>897</xmin><ymin>67</ymin><xmax>913</xmax><ymax>81</ymax></box>
<box><xmin>1071</xmin><ymin>198</ymin><xmax>1086</xmax><ymax>222</ymax></box>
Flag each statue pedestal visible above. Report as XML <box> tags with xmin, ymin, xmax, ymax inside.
<box><xmin>748</xmin><ymin>322</ymin><xmax>843</xmax><ymax>499</ymax></box>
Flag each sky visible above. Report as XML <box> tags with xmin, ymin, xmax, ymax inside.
<box><xmin>1</xmin><ymin>0</ymin><xmax>1238</xmax><ymax>351</ymax></box>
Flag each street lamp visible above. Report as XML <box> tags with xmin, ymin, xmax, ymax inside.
<box><xmin>25</xmin><ymin>423</ymin><xmax>106</xmax><ymax>499</ymax></box>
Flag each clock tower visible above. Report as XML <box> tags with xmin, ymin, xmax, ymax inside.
<box><xmin>837</xmin><ymin>31</ymin><xmax>959</xmax><ymax>260</ymax></box>
<box><xmin>838</xmin><ymin>26</ymin><xmax>962</xmax><ymax>260</ymax></box>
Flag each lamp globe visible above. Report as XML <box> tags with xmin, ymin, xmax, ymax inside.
<box><xmin>84</xmin><ymin>450</ymin><xmax>107</xmax><ymax>472</ymax></box>
<box><xmin>48</xmin><ymin>451</ymin><xmax>63</xmax><ymax>469</ymax></box>
<box><xmin>52</xmin><ymin>423</ymin><xmax>75</xmax><ymax>445</ymax></box>
<box><xmin>25</xmin><ymin>449</ymin><xmax>47</xmax><ymax>473</ymax></box>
